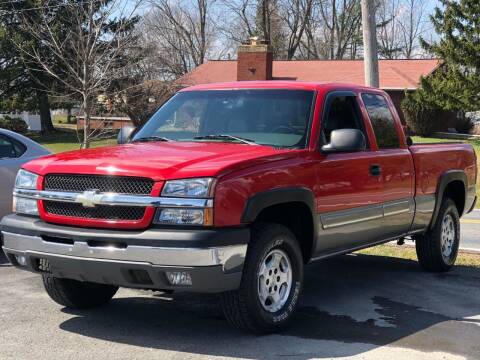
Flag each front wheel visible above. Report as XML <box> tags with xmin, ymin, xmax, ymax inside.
<box><xmin>42</xmin><ymin>275</ymin><xmax>118</xmax><ymax>309</ymax></box>
<box><xmin>415</xmin><ymin>197</ymin><xmax>460</xmax><ymax>272</ymax></box>
<box><xmin>221</xmin><ymin>223</ymin><xmax>304</xmax><ymax>334</ymax></box>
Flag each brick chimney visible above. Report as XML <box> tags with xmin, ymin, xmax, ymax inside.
<box><xmin>237</xmin><ymin>37</ymin><xmax>273</xmax><ymax>81</ymax></box>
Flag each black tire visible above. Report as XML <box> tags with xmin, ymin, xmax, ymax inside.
<box><xmin>415</xmin><ymin>197</ymin><xmax>460</xmax><ymax>272</ymax></box>
<box><xmin>42</xmin><ymin>275</ymin><xmax>118</xmax><ymax>309</ymax></box>
<box><xmin>221</xmin><ymin>223</ymin><xmax>304</xmax><ymax>334</ymax></box>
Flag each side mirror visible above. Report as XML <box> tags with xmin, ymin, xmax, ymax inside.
<box><xmin>117</xmin><ymin>126</ymin><xmax>136</xmax><ymax>144</ymax></box>
<box><xmin>321</xmin><ymin>128</ymin><xmax>366</xmax><ymax>153</ymax></box>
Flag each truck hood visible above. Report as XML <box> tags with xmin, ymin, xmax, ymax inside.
<box><xmin>23</xmin><ymin>141</ymin><xmax>292</xmax><ymax>181</ymax></box>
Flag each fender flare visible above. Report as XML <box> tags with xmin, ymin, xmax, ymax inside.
<box><xmin>430</xmin><ymin>170</ymin><xmax>467</xmax><ymax>228</ymax></box>
<box><xmin>241</xmin><ymin>187</ymin><xmax>318</xmax><ymax>259</ymax></box>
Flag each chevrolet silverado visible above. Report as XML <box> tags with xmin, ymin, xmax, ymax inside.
<box><xmin>1</xmin><ymin>81</ymin><xmax>477</xmax><ymax>333</ymax></box>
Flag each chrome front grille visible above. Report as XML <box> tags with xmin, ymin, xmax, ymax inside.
<box><xmin>43</xmin><ymin>174</ymin><xmax>153</xmax><ymax>221</ymax></box>
<box><xmin>44</xmin><ymin>174</ymin><xmax>153</xmax><ymax>195</ymax></box>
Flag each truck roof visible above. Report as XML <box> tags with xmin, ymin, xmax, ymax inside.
<box><xmin>180</xmin><ymin>81</ymin><xmax>383</xmax><ymax>93</ymax></box>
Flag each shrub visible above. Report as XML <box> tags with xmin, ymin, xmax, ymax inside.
<box><xmin>0</xmin><ymin>115</ymin><xmax>29</xmax><ymax>133</ymax></box>
<box><xmin>455</xmin><ymin>112</ymin><xmax>474</xmax><ymax>134</ymax></box>
<box><xmin>401</xmin><ymin>91</ymin><xmax>439</xmax><ymax>136</ymax></box>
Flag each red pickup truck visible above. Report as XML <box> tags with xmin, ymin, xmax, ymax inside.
<box><xmin>1</xmin><ymin>82</ymin><xmax>477</xmax><ymax>333</ymax></box>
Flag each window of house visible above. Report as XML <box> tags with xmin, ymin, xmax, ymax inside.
<box><xmin>361</xmin><ymin>93</ymin><xmax>400</xmax><ymax>149</ymax></box>
<box><xmin>0</xmin><ymin>134</ymin><xmax>26</xmax><ymax>159</ymax></box>
<box><xmin>321</xmin><ymin>95</ymin><xmax>367</xmax><ymax>146</ymax></box>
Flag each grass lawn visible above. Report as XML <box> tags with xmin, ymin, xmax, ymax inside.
<box><xmin>413</xmin><ymin>136</ymin><xmax>480</xmax><ymax>208</ymax></box>
<box><xmin>29</xmin><ymin>126</ymin><xmax>116</xmax><ymax>153</ymax></box>
<box><xmin>358</xmin><ymin>245</ymin><xmax>480</xmax><ymax>268</ymax></box>
<box><xmin>358</xmin><ymin>244</ymin><xmax>480</xmax><ymax>267</ymax></box>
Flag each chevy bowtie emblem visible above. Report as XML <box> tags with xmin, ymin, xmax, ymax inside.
<box><xmin>76</xmin><ymin>190</ymin><xmax>101</xmax><ymax>208</ymax></box>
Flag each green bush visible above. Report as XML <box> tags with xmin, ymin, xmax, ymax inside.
<box><xmin>401</xmin><ymin>91</ymin><xmax>439</xmax><ymax>136</ymax></box>
<box><xmin>0</xmin><ymin>115</ymin><xmax>29</xmax><ymax>133</ymax></box>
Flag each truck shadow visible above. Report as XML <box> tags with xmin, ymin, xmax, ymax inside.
<box><xmin>59</xmin><ymin>253</ymin><xmax>480</xmax><ymax>359</ymax></box>
<box><xmin>0</xmin><ymin>251</ymin><xmax>10</xmax><ymax>266</ymax></box>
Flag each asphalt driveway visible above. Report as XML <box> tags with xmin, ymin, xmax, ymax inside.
<box><xmin>460</xmin><ymin>209</ymin><xmax>480</xmax><ymax>251</ymax></box>
<box><xmin>1</xmin><ymin>249</ymin><xmax>480</xmax><ymax>360</ymax></box>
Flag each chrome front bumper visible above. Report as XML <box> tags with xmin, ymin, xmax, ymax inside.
<box><xmin>2</xmin><ymin>231</ymin><xmax>246</xmax><ymax>269</ymax></box>
<box><xmin>1</xmin><ymin>214</ymin><xmax>249</xmax><ymax>292</ymax></box>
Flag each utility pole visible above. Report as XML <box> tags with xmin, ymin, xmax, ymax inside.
<box><xmin>361</xmin><ymin>0</ymin><xmax>379</xmax><ymax>87</ymax></box>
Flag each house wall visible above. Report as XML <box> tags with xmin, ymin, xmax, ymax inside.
<box><xmin>385</xmin><ymin>90</ymin><xmax>407</xmax><ymax>124</ymax></box>
<box><xmin>77</xmin><ymin>117</ymin><xmax>133</xmax><ymax>131</ymax></box>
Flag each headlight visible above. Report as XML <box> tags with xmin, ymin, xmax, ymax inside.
<box><xmin>12</xmin><ymin>196</ymin><xmax>39</xmax><ymax>215</ymax></box>
<box><xmin>162</xmin><ymin>178</ymin><xmax>214</xmax><ymax>198</ymax></box>
<box><xmin>157</xmin><ymin>208</ymin><xmax>211</xmax><ymax>226</ymax></box>
<box><xmin>13</xmin><ymin>169</ymin><xmax>39</xmax><ymax>215</ymax></box>
<box><xmin>15</xmin><ymin>169</ymin><xmax>39</xmax><ymax>189</ymax></box>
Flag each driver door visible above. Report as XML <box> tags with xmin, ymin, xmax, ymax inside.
<box><xmin>312</xmin><ymin>91</ymin><xmax>385</xmax><ymax>256</ymax></box>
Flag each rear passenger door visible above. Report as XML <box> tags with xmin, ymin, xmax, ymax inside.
<box><xmin>361</xmin><ymin>93</ymin><xmax>415</xmax><ymax>238</ymax></box>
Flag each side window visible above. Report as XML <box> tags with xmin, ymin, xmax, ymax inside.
<box><xmin>322</xmin><ymin>95</ymin><xmax>367</xmax><ymax>146</ymax></box>
<box><xmin>0</xmin><ymin>135</ymin><xmax>26</xmax><ymax>159</ymax></box>
<box><xmin>361</xmin><ymin>93</ymin><xmax>400</xmax><ymax>149</ymax></box>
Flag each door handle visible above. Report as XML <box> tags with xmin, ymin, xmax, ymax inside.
<box><xmin>370</xmin><ymin>164</ymin><xmax>381</xmax><ymax>176</ymax></box>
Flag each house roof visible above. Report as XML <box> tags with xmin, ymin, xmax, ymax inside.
<box><xmin>178</xmin><ymin>59</ymin><xmax>440</xmax><ymax>90</ymax></box>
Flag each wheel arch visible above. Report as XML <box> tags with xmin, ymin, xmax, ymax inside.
<box><xmin>430</xmin><ymin>170</ymin><xmax>467</xmax><ymax>229</ymax></box>
<box><xmin>241</xmin><ymin>187</ymin><xmax>318</xmax><ymax>262</ymax></box>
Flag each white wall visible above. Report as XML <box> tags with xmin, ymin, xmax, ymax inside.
<box><xmin>0</xmin><ymin>112</ymin><xmax>42</xmax><ymax>131</ymax></box>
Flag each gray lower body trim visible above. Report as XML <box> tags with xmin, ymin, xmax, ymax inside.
<box><xmin>410</xmin><ymin>194</ymin><xmax>436</xmax><ymax>232</ymax></box>
<box><xmin>320</xmin><ymin>198</ymin><xmax>414</xmax><ymax>230</ymax></box>
<box><xmin>314</xmin><ymin>197</ymin><xmax>422</xmax><ymax>257</ymax></box>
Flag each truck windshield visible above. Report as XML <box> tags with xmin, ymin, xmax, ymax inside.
<box><xmin>133</xmin><ymin>89</ymin><xmax>315</xmax><ymax>148</ymax></box>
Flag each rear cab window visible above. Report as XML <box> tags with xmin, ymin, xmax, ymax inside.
<box><xmin>361</xmin><ymin>93</ymin><xmax>400</xmax><ymax>149</ymax></box>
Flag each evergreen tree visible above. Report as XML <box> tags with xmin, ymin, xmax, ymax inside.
<box><xmin>419</xmin><ymin>0</ymin><xmax>480</xmax><ymax>111</ymax></box>
<box><xmin>0</xmin><ymin>0</ymin><xmax>58</xmax><ymax>133</ymax></box>
<box><xmin>402</xmin><ymin>0</ymin><xmax>480</xmax><ymax>135</ymax></box>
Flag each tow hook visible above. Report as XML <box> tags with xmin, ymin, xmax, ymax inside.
<box><xmin>397</xmin><ymin>237</ymin><xmax>405</xmax><ymax>246</ymax></box>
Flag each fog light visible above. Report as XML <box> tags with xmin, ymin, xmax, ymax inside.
<box><xmin>15</xmin><ymin>255</ymin><xmax>27</xmax><ymax>266</ymax></box>
<box><xmin>165</xmin><ymin>271</ymin><xmax>192</xmax><ymax>286</ymax></box>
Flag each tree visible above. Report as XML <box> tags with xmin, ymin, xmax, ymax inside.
<box><xmin>315</xmin><ymin>0</ymin><xmax>363</xmax><ymax>60</ymax></box>
<box><xmin>401</xmin><ymin>0</ymin><xmax>480</xmax><ymax>135</ymax></box>
<box><xmin>16</xmin><ymin>0</ymin><xmax>142</xmax><ymax>148</ymax></box>
<box><xmin>278</xmin><ymin>0</ymin><xmax>314</xmax><ymax>60</ymax></box>
<box><xmin>377</xmin><ymin>0</ymin><xmax>432</xmax><ymax>59</ymax></box>
<box><xmin>144</xmin><ymin>0</ymin><xmax>216</xmax><ymax>79</ymax></box>
<box><xmin>419</xmin><ymin>0</ymin><xmax>480</xmax><ymax>111</ymax></box>
<box><xmin>0</xmin><ymin>0</ymin><xmax>57</xmax><ymax>133</ymax></box>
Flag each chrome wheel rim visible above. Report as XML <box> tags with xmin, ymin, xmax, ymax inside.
<box><xmin>257</xmin><ymin>249</ymin><xmax>293</xmax><ymax>313</ymax></box>
<box><xmin>441</xmin><ymin>214</ymin><xmax>456</xmax><ymax>259</ymax></box>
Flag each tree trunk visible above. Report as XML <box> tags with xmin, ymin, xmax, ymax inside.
<box><xmin>37</xmin><ymin>90</ymin><xmax>55</xmax><ymax>133</ymax></box>
<box><xmin>67</xmin><ymin>107</ymin><xmax>72</xmax><ymax>124</ymax></box>
<box><xmin>82</xmin><ymin>96</ymin><xmax>91</xmax><ymax>149</ymax></box>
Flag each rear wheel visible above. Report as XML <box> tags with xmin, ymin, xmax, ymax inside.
<box><xmin>221</xmin><ymin>223</ymin><xmax>304</xmax><ymax>334</ymax></box>
<box><xmin>415</xmin><ymin>197</ymin><xmax>460</xmax><ymax>272</ymax></box>
<box><xmin>42</xmin><ymin>275</ymin><xmax>118</xmax><ymax>309</ymax></box>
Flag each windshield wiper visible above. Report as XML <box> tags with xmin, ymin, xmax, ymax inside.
<box><xmin>193</xmin><ymin>134</ymin><xmax>258</xmax><ymax>145</ymax></box>
<box><xmin>132</xmin><ymin>136</ymin><xmax>171</xmax><ymax>143</ymax></box>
